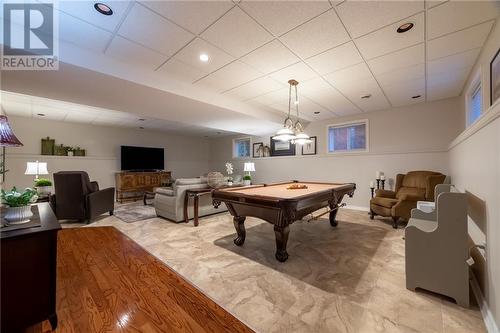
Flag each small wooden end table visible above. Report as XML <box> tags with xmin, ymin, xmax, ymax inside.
<box><xmin>183</xmin><ymin>188</ymin><xmax>214</xmax><ymax>227</ymax></box>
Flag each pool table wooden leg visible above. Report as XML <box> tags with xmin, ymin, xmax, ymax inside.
<box><xmin>233</xmin><ymin>216</ymin><xmax>246</xmax><ymax>246</ymax></box>
<box><xmin>274</xmin><ymin>225</ymin><xmax>290</xmax><ymax>262</ymax></box>
<box><xmin>329</xmin><ymin>207</ymin><xmax>339</xmax><ymax>227</ymax></box>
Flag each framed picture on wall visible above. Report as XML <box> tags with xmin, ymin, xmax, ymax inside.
<box><xmin>490</xmin><ymin>48</ymin><xmax>500</xmax><ymax>106</ymax></box>
<box><xmin>301</xmin><ymin>136</ymin><xmax>317</xmax><ymax>155</ymax></box>
<box><xmin>270</xmin><ymin>137</ymin><xmax>296</xmax><ymax>156</ymax></box>
<box><xmin>253</xmin><ymin>142</ymin><xmax>263</xmax><ymax>158</ymax></box>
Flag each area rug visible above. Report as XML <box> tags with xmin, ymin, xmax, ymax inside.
<box><xmin>113</xmin><ymin>202</ymin><xmax>157</xmax><ymax>223</ymax></box>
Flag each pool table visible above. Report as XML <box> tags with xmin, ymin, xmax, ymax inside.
<box><xmin>212</xmin><ymin>181</ymin><xmax>356</xmax><ymax>262</ymax></box>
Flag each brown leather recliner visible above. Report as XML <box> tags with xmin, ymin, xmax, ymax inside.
<box><xmin>370</xmin><ymin>171</ymin><xmax>446</xmax><ymax>228</ymax></box>
<box><xmin>50</xmin><ymin>171</ymin><xmax>115</xmax><ymax>223</ymax></box>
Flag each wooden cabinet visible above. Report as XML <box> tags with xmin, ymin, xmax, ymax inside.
<box><xmin>115</xmin><ymin>171</ymin><xmax>171</xmax><ymax>203</ymax></box>
<box><xmin>1</xmin><ymin>203</ymin><xmax>61</xmax><ymax>332</ymax></box>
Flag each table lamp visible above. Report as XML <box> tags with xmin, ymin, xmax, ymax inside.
<box><xmin>243</xmin><ymin>162</ymin><xmax>255</xmax><ymax>176</ymax></box>
<box><xmin>1</xmin><ymin>115</ymin><xmax>24</xmax><ymax>182</ymax></box>
<box><xmin>25</xmin><ymin>161</ymin><xmax>49</xmax><ymax>181</ymax></box>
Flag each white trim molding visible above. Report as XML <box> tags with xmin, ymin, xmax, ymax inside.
<box><xmin>471</xmin><ymin>272</ymin><xmax>500</xmax><ymax>333</ymax></box>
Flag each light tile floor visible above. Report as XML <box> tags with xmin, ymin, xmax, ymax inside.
<box><xmin>83</xmin><ymin>208</ymin><xmax>486</xmax><ymax>333</ymax></box>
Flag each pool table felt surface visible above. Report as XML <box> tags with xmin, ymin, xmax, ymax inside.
<box><xmin>219</xmin><ymin>182</ymin><xmax>351</xmax><ymax>200</ymax></box>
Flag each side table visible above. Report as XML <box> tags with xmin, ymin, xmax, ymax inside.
<box><xmin>183</xmin><ymin>188</ymin><xmax>213</xmax><ymax>227</ymax></box>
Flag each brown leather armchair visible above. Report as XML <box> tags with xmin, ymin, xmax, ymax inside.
<box><xmin>370</xmin><ymin>171</ymin><xmax>446</xmax><ymax>228</ymax></box>
<box><xmin>50</xmin><ymin>171</ymin><xmax>114</xmax><ymax>223</ymax></box>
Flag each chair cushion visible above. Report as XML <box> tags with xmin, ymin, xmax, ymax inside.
<box><xmin>371</xmin><ymin>197</ymin><xmax>399</xmax><ymax>208</ymax></box>
<box><xmin>396</xmin><ymin>187</ymin><xmax>425</xmax><ymax>201</ymax></box>
<box><xmin>402</xmin><ymin>171</ymin><xmax>442</xmax><ymax>189</ymax></box>
<box><xmin>156</xmin><ymin>187</ymin><xmax>174</xmax><ymax>196</ymax></box>
<box><xmin>176</xmin><ymin>178</ymin><xmax>203</xmax><ymax>185</ymax></box>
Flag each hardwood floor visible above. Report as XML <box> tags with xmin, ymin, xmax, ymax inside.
<box><xmin>26</xmin><ymin>227</ymin><xmax>253</xmax><ymax>333</ymax></box>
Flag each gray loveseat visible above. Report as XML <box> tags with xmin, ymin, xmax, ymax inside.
<box><xmin>154</xmin><ymin>178</ymin><xmax>227</xmax><ymax>222</ymax></box>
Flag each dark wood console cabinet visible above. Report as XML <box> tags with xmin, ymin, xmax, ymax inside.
<box><xmin>115</xmin><ymin>171</ymin><xmax>172</xmax><ymax>203</ymax></box>
<box><xmin>1</xmin><ymin>203</ymin><xmax>61</xmax><ymax>332</ymax></box>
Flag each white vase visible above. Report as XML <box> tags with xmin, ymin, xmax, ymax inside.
<box><xmin>36</xmin><ymin>186</ymin><xmax>52</xmax><ymax>196</ymax></box>
<box><xmin>4</xmin><ymin>206</ymin><xmax>33</xmax><ymax>224</ymax></box>
<box><xmin>243</xmin><ymin>179</ymin><xmax>251</xmax><ymax>186</ymax></box>
<box><xmin>67</xmin><ymin>151</ymin><xmax>74</xmax><ymax>156</ymax></box>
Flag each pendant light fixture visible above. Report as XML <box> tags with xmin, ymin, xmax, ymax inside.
<box><xmin>273</xmin><ymin>79</ymin><xmax>311</xmax><ymax>144</ymax></box>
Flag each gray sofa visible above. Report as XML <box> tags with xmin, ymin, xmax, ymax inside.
<box><xmin>154</xmin><ymin>178</ymin><xmax>227</xmax><ymax>222</ymax></box>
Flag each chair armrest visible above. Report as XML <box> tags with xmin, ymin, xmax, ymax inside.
<box><xmin>399</xmin><ymin>193</ymin><xmax>425</xmax><ymax>201</ymax></box>
<box><xmin>410</xmin><ymin>208</ymin><xmax>436</xmax><ymax>221</ymax></box>
<box><xmin>375</xmin><ymin>189</ymin><xmax>396</xmax><ymax>198</ymax></box>
<box><xmin>90</xmin><ymin>181</ymin><xmax>99</xmax><ymax>192</ymax></box>
<box><xmin>395</xmin><ymin>174</ymin><xmax>405</xmax><ymax>192</ymax></box>
<box><xmin>87</xmin><ymin>187</ymin><xmax>115</xmax><ymax>219</ymax></box>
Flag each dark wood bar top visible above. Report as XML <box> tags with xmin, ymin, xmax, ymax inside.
<box><xmin>25</xmin><ymin>226</ymin><xmax>254</xmax><ymax>333</ymax></box>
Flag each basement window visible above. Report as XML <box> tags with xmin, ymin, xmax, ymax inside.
<box><xmin>467</xmin><ymin>79</ymin><xmax>482</xmax><ymax>127</ymax></box>
<box><xmin>233</xmin><ymin>137</ymin><xmax>251</xmax><ymax>158</ymax></box>
<box><xmin>327</xmin><ymin>120</ymin><xmax>368</xmax><ymax>153</ymax></box>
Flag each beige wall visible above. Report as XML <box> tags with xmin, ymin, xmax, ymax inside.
<box><xmin>209</xmin><ymin>97</ymin><xmax>462</xmax><ymax>209</ymax></box>
<box><xmin>3</xmin><ymin>116</ymin><xmax>210</xmax><ymax>190</ymax></box>
<box><xmin>450</xmin><ymin>18</ymin><xmax>500</xmax><ymax>332</ymax></box>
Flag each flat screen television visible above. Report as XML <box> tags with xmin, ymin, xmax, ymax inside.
<box><xmin>120</xmin><ymin>146</ymin><xmax>164</xmax><ymax>171</ymax></box>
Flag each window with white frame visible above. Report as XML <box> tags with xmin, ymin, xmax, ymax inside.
<box><xmin>467</xmin><ymin>71</ymin><xmax>482</xmax><ymax>126</ymax></box>
<box><xmin>233</xmin><ymin>137</ymin><xmax>251</xmax><ymax>158</ymax></box>
<box><xmin>327</xmin><ymin>120</ymin><xmax>368</xmax><ymax>153</ymax></box>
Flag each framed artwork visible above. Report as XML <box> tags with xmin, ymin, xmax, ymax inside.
<box><xmin>301</xmin><ymin>136</ymin><xmax>317</xmax><ymax>155</ymax></box>
<box><xmin>270</xmin><ymin>137</ymin><xmax>296</xmax><ymax>156</ymax></box>
<box><xmin>253</xmin><ymin>142</ymin><xmax>263</xmax><ymax>158</ymax></box>
<box><xmin>490</xmin><ymin>48</ymin><xmax>500</xmax><ymax>106</ymax></box>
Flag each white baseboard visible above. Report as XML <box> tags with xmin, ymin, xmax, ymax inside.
<box><xmin>470</xmin><ymin>272</ymin><xmax>500</xmax><ymax>333</ymax></box>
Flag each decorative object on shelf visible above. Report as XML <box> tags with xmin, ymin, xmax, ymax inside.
<box><xmin>0</xmin><ymin>187</ymin><xmax>38</xmax><ymax>224</ymax></box>
<box><xmin>67</xmin><ymin>147</ymin><xmax>74</xmax><ymax>156</ymax></box>
<box><xmin>54</xmin><ymin>144</ymin><xmax>67</xmax><ymax>156</ymax></box>
<box><xmin>41</xmin><ymin>137</ymin><xmax>55</xmax><ymax>155</ymax></box>
<box><xmin>380</xmin><ymin>175</ymin><xmax>386</xmax><ymax>190</ymax></box>
<box><xmin>207</xmin><ymin>171</ymin><xmax>225</xmax><ymax>188</ymax></box>
<box><xmin>370</xmin><ymin>181</ymin><xmax>375</xmax><ymax>198</ymax></box>
<box><xmin>253</xmin><ymin>142</ymin><xmax>263</xmax><ymax>158</ymax></box>
<box><xmin>34</xmin><ymin>178</ymin><xmax>52</xmax><ymax>197</ymax></box>
<box><xmin>374</xmin><ymin>171</ymin><xmax>385</xmax><ymax>190</ymax></box>
<box><xmin>225</xmin><ymin>162</ymin><xmax>234</xmax><ymax>185</ymax></box>
<box><xmin>1</xmin><ymin>114</ymin><xmax>24</xmax><ymax>182</ymax></box>
<box><xmin>243</xmin><ymin>162</ymin><xmax>255</xmax><ymax>185</ymax></box>
<box><xmin>257</xmin><ymin>144</ymin><xmax>270</xmax><ymax>157</ymax></box>
<box><xmin>491</xmin><ymin>48</ymin><xmax>500</xmax><ymax>106</ymax></box>
<box><xmin>25</xmin><ymin>160</ymin><xmax>49</xmax><ymax>181</ymax></box>
<box><xmin>73</xmin><ymin>146</ymin><xmax>86</xmax><ymax>156</ymax></box>
<box><xmin>302</xmin><ymin>136</ymin><xmax>317</xmax><ymax>155</ymax></box>
<box><xmin>270</xmin><ymin>137</ymin><xmax>296</xmax><ymax>156</ymax></box>
<box><xmin>272</xmin><ymin>79</ymin><xmax>312</xmax><ymax>145</ymax></box>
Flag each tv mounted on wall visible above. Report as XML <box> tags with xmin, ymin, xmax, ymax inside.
<box><xmin>120</xmin><ymin>146</ymin><xmax>164</xmax><ymax>171</ymax></box>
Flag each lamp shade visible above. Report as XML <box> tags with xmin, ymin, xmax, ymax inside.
<box><xmin>0</xmin><ymin>115</ymin><xmax>23</xmax><ymax>147</ymax></box>
<box><xmin>25</xmin><ymin>161</ymin><xmax>49</xmax><ymax>175</ymax></box>
<box><xmin>243</xmin><ymin>162</ymin><xmax>255</xmax><ymax>172</ymax></box>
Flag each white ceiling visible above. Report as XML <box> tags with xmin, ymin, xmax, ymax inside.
<box><xmin>1</xmin><ymin>0</ymin><xmax>499</xmax><ymax>133</ymax></box>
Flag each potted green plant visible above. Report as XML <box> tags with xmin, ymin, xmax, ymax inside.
<box><xmin>34</xmin><ymin>178</ymin><xmax>52</xmax><ymax>196</ymax></box>
<box><xmin>1</xmin><ymin>187</ymin><xmax>38</xmax><ymax>224</ymax></box>
<box><xmin>67</xmin><ymin>147</ymin><xmax>74</xmax><ymax>156</ymax></box>
<box><xmin>243</xmin><ymin>175</ymin><xmax>252</xmax><ymax>186</ymax></box>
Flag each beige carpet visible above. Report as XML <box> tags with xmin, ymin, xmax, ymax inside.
<box><xmin>88</xmin><ymin>209</ymin><xmax>486</xmax><ymax>333</ymax></box>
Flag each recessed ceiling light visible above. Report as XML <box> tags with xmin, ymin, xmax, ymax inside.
<box><xmin>314</xmin><ymin>111</ymin><xmax>320</xmax><ymax>114</ymax></box>
<box><xmin>94</xmin><ymin>3</ymin><xmax>113</xmax><ymax>16</ymax></box>
<box><xmin>397</xmin><ymin>22</ymin><xmax>414</xmax><ymax>33</ymax></box>
<box><xmin>412</xmin><ymin>95</ymin><xmax>422</xmax><ymax>99</ymax></box>
<box><xmin>138</xmin><ymin>118</ymin><xmax>145</xmax><ymax>121</ymax></box>
<box><xmin>37</xmin><ymin>113</ymin><xmax>45</xmax><ymax>116</ymax></box>
<box><xmin>361</xmin><ymin>94</ymin><xmax>372</xmax><ymax>99</ymax></box>
<box><xmin>199</xmin><ymin>53</ymin><xmax>209</xmax><ymax>62</ymax></box>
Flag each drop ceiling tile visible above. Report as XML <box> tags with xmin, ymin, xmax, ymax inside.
<box><xmin>427</xmin><ymin>67</ymin><xmax>470</xmax><ymax>101</ymax></box>
<box><xmin>200</xmin><ymin>6</ymin><xmax>273</xmax><ymax>57</ymax></box>
<box><xmin>427</xmin><ymin>1</ymin><xmax>499</xmax><ymax>40</ymax></box>
<box><xmin>1</xmin><ymin>99</ymin><xmax>31</xmax><ymax>117</ymax></box>
<box><xmin>194</xmin><ymin>60</ymin><xmax>262</xmax><ymax>93</ymax></box>
<box><xmin>427</xmin><ymin>48</ymin><xmax>481</xmax><ymax>76</ymax></box>
<box><xmin>173</xmin><ymin>38</ymin><xmax>234</xmax><ymax>74</ymax></box>
<box><xmin>305</xmin><ymin>42</ymin><xmax>363</xmax><ymax>75</ymax></box>
<box><xmin>299</xmin><ymin>78</ymin><xmax>361</xmax><ymax>115</ymax></box>
<box><xmin>157</xmin><ymin>58</ymin><xmax>205</xmax><ymax>83</ymax></box>
<box><xmin>336</xmin><ymin>0</ymin><xmax>423</xmax><ymax>38</ymax></box>
<box><xmin>59</xmin><ymin>12</ymin><xmax>112</xmax><ymax>53</ymax></box>
<box><xmin>426</xmin><ymin>1</ymin><xmax>447</xmax><ymax>9</ymax></box>
<box><xmin>250</xmin><ymin>88</ymin><xmax>290</xmax><ymax>106</ymax></box>
<box><xmin>367</xmin><ymin>44</ymin><xmax>424</xmax><ymax>75</ymax></box>
<box><xmin>32</xmin><ymin>105</ymin><xmax>67</xmax><ymax>121</ymax></box>
<box><xmin>355</xmin><ymin>13</ymin><xmax>424</xmax><ymax>60</ymax></box>
<box><xmin>224</xmin><ymin>76</ymin><xmax>284</xmax><ymax>100</ymax></box>
<box><xmin>280</xmin><ymin>10</ymin><xmax>350</xmax><ymax>59</ymax></box>
<box><xmin>269</xmin><ymin>62</ymin><xmax>318</xmax><ymax>84</ymax></box>
<box><xmin>106</xmin><ymin>36</ymin><xmax>167</xmax><ymax>70</ymax></box>
<box><xmin>382</xmin><ymin>78</ymin><xmax>425</xmax><ymax>107</ymax></box>
<box><xmin>376</xmin><ymin>64</ymin><xmax>425</xmax><ymax>88</ymax></box>
<box><xmin>240</xmin><ymin>40</ymin><xmax>300</xmax><ymax>74</ymax></box>
<box><xmin>64</xmin><ymin>111</ymin><xmax>99</xmax><ymax>123</ymax></box>
<box><xmin>297</xmin><ymin>96</ymin><xmax>332</xmax><ymax>117</ymax></box>
<box><xmin>239</xmin><ymin>1</ymin><xmax>332</xmax><ymax>36</ymax></box>
<box><xmin>58</xmin><ymin>1</ymin><xmax>131</xmax><ymax>32</ymax></box>
<box><xmin>140</xmin><ymin>1</ymin><xmax>234</xmax><ymax>34</ymax></box>
<box><xmin>118</xmin><ymin>3</ymin><xmax>194</xmax><ymax>56</ymax></box>
<box><xmin>427</xmin><ymin>21</ymin><xmax>494</xmax><ymax>60</ymax></box>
